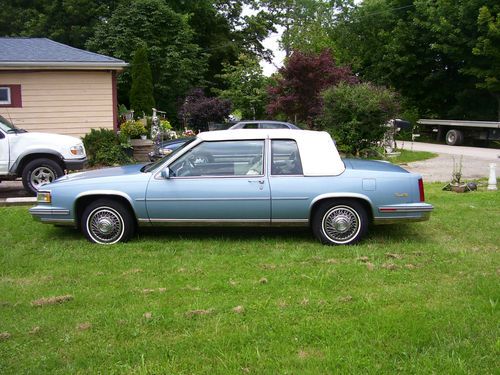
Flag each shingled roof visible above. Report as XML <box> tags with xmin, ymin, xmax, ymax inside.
<box><xmin>0</xmin><ymin>38</ymin><xmax>127</xmax><ymax>70</ymax></box>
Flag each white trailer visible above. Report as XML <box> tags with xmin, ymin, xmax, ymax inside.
<box><xmin>417</xmin><ymin>119</ymin><xmax>500</xmax><ymax>146</ymax></box>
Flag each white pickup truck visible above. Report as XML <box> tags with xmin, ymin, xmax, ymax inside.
<box><xmin>0</xmin><ymin>115</ymin><xmax>87</xmax><ymax>195</ymax></box>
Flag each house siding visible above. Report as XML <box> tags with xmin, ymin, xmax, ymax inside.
<box><xmin>0</xmin><ymin>71</ymin><xmax>115</xmax><ymax>137</ymax></box>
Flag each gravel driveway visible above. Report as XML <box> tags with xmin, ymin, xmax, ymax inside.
<box><xmin>399</xmin><ymin>141</ymin><xmax>499</xmax><ymax>182</ymax></box>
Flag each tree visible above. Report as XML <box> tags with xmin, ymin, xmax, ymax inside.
<box><xmin>179</xmin><ymin>89</ymin><xmax>232</xmax><ymax>131</ymax></box>
<box><xmin>321</xmin><ymin>82</ymin><xmax>399</xmax><ymax>156</ymax></box>
<box><xmin>469</xmin><ymin>5</ymin><xmax>500</xmax><ymax>120</ymax></box>
<box><xmin>86</xmin><ymin>0</ymin><xmax>206</xmax><ymax>121</ymax></box>
<box><xmin>267</xmin><ymin>50</ymin><xmax>357</xmax><ymax>128</ymax></box>
<box><xmin>332</xmin><ymin>0</ymin><xmax>498</xmax><ymax>120</ymax></box>
<box><xmin>129</xmin><ymin>45</ymin><xmax>155</xmax><ymax>116</ymax></box>
<box><xmin>216</xmin><ymin>54</ymin><xmax>269</xmax><ymax>119</ymax></box>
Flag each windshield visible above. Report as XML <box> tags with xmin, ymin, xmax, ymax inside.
<box><xmin>0</xmin><ymin>115</ymin><xmax>16</xmax><ymax>132</ymax></box>
<box><xmin>141</xmin><ymin>138</ymin><xmax>196</xmax><ymax>173</ymax></box>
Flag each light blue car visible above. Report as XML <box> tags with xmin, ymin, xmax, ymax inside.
<box><xmin>30</xmin><ymin>129</ymin><xmax>433</xmax><ymax>245</ymax></box>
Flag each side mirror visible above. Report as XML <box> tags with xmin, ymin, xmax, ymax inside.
<box><xmin>160</xmin><ymin>167</ymin><xmax>171</xmax><ymax>179</ymax></box>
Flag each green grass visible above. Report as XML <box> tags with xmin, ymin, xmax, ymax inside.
<box><xmin>389</xmin><ymin>149</ymin><xmax>438</xmax><ymax>164</ymax></box>
<box><xmin>1</xmin><ymin>184</ymin><xmax>499</xmax><ymax>374</ymax></box>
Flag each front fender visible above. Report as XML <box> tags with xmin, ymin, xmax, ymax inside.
<box><xmin>10</xmin><ymin>148</ymin><xmax>64</xmax><ymax>173</ymax></box>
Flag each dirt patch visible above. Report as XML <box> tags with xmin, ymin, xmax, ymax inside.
<box><xmin>185</xmin><ymin>308</ymin><xmax>214</xmax><ymax>318</ymax></box>
<box><xmin>122</xmin><ymin>268</ymin><xmax>142</xmax><ymax>276</ymax></box>
<box><xmin>325</xmin><ymin>258</ymin><xmax>338</xmax><ymax>264</ymax></box>
<box><xmin>405</xmin><ymin>264</ymin><xmax>417</xmax><ymax>270</ymax></box>
<box><xmin>382</xmin><ymin>263</ymin><xmax>398</xmax><ymax>271</ymax></box>
<box><xmin>297</xmin><ymin>348</ymin><xmax>324</xmax><ymax>359</ymax></box>
<box><xmin>232</xmin><ymin>305</ymin><xmax>245</xmax><ymax>314</ymax></box>
<box><xmin>385</xmin><ymin>253</ymin><xmax>403</xmax><ymax>259</ymax></box>
<box><xmin>357</xmin><ymin>256</ymin><xmax>370</xmax><ymax>263</ymax></box>
<box><xmin>31</xmin><ymin>295</ymin><xmax>73</xmax><ymax>307</ymax></box>
<box><xmin>277</xmin><ymin>299</ymin><xmax>288</xmax><ymax>309</ymax></box>
<box><xmin>229</xmin><ymin>280</ymin><xmax>238</xmax><ymax>286</ymax></box>
<box><xmin>143</xmin><ymin>312</ymin><xmax>153</xmax><ymax>320</ymax></box>
<box><xmin>259</xmin><ymin>277</ymin><xmax>268</xmax><ymax>284</ymax></box>
<box><xmin>260</xmin><ymin>263</ymin><xmax>277</xmax><ymax>270</ymax></box>
<box><xmin>300</xmin><ymin>297</ymin><xmax>309</xmax><ymax>306</ymax></box>
<box><xmin>365</xmin><ymin>262</ymin><xmax>375</xmax><ymax>271</ymax></box>
<box><xmin>0</xmin><ymin>332</ymin><xmax>11</xmax><ymax>340</ymax></box>
<box><xmin>338</xmin><ymin>295</ymin><xmax>353</xmax><ymax>303</ymax></box>
<box><xmin>29</xmin><ymin>326</ymin><xmax>41</xmax><ymax>335</ymax></box>
<box><xmin>183</xmin><ymin>285</ymin><xmax>201</xmax><ymax>291</ymax></box>
<box><xmin>76</xmin><ymin>322</ymin><xmax>92</xmax><ymax>331</ymax></box>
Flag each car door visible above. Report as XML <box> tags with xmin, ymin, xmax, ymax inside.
<box><xmin>145</xmin><ymin>139</ymin><xmax>271</xmax><ymax>223</ymax></box>
<box><xmin>0</xmin><ymin>130</ymin><xmax>9</xmax><ymax>174</ymax></box>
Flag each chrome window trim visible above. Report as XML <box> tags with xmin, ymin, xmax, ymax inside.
<box><xmin>154</xmin><ymin>138</ymin><xmax>268</xmax><ymax>180</ymax></box>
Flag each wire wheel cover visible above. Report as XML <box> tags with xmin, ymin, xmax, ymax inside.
<box><xmin>87</xmin><ymin>207</ymin><xmax>124</xmax><ymax>244</ymax></box>
<box><xmin>30</xmin><ymin>167</ymin><xmax>55</xmax><ymax>189</ymax></box>
<box><xmin>322</xmin><ymin>205</ymin><xmax>361</xmax><ymax>243</ymax></box>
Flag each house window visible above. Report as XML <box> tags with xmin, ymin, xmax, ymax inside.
<box><xmin>0</xmin><ymin>87</ymin><xmax>11</xmax><ymax>105</ymax></box>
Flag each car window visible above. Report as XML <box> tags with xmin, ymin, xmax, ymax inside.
<box><xmin>241</xmin><ymin>123</ymin><xmax>259</xmax><ymax>129</ymax></box>
<box><xmin>261</xmin><ymin>123</ymin><xmax>289</xmax><ymax>129</ymax></box>
<box><xmin>169</xmin><ymin>140</ymin><xmax>265</xmax><ymax>177</ymax></box>
<box><xmin>271</xmin><ymin>140</ymin><xmax>303</xmax><ymax>175</ymax></box>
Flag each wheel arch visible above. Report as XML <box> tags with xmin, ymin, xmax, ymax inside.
<box><xmin>309</xmin><ymin>193</ymin><xmax>374</xmax><ymax>225</ymax></box>
<box><xmin>12</xmin><ymin>151</ymin><xmax>64</xmax><ymax>175</ymax></box>
<box><xmin>74</xmin><ymin>192</ymin><xmax>137</xmax><ymax>228</ymax></box>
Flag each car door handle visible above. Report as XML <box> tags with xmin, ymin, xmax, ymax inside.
<box><xmin>248</xmin><ymin>180</ymin><xmax>265</xmax><ymax>184</ymax></box>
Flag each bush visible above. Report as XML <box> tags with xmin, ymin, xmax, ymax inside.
<box><xmin>82</xmin><ymin>128</ymin><xmax>133</xmax><ymax>166</ymax></box>
<box><xmin>321</xmin><ymin>82</ymin><xmax>399</xmax><ymax>156</ymax></box>
<box><xmin>120</xmin><ymin>120</ymin><xmax>147</xmax><ymax>139</ymax></box>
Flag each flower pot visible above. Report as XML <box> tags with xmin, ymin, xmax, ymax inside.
<box><xmin>140</xmin><ymin>135</ymin><xmax>147</xmax><ymax>140</ymax></box>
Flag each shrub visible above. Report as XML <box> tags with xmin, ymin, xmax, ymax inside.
<box><xmin>321</xmin><ymin>82</ymin><xmax>399</xmax><ymax>156</ymax></box>
<box><xmin>82</xmin><ymin>128</ymin><xmax>133</xmax><ymax>166</ymax></box>
<box><xmin>120</xmin><ymin>120</ymin><xmax>147</xmax><ymax>139</ymax></box>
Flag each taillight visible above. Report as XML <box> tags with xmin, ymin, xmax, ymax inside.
<box><xmin>418</xmin><ymin>178</ymin><xmax>425</xmax><ymax>202</ymax></box>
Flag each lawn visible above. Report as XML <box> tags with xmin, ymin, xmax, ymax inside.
<box><xmin>0</xmin><ymin>184</ymin><xmax>498</xmax><ymax>374</ymax></box>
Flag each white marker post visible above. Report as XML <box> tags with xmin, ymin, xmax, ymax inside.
<box><xmin>487</xmin><ymin>163</ymin><xmax>497</xmax><ymax>191</ymax></box>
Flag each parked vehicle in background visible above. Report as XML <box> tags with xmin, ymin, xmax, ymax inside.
<box><xmin>417</xmin><ymin>119</ymin><xmax>500</xmax><ymax>146</ymax></box>
<box><xmin>0</xmin><ymin>115</ymin><xmax>87</xmax><ymax>195</ymax></box>
<box><xmin>229</xmin><ymin>120</ymin><xmax>300</xmax><ymax>129</ymax></box>
<box><xmin>148</xmin><ymin>137</ymin><xmax>194</xmax><ymax>162</ymax></box>
<box><xmin>30</xmin><ymin>129</ymin><xmax>433</xmax><ymax>245</ymax></box>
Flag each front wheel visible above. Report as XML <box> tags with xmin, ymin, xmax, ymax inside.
<box><xmin>312</xmin><ymin>200</ymin><xmax>368</xmax><ymax>245</ymax></box>
<box><xmin>81</xmin><ymin>199</ymin><xmax>135</xmax><ymax>244</ymax></box>
<box><xmin>22</xmin><ymin>158</ymin><xmax>64</xmax><ymax>196</ymax></box>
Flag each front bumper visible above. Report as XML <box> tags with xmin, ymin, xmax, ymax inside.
<box><xmin>63</xmin><ymin>157</ymin><xmax>87</xmax><ymax>171</ymax></box>
<box><xmin>29</xmin><ymin>205</ymin><xmax>75</xmax><ymax>226</ymax></box>
<box><xmin>373</xmin><ymin>203</ymin><xmax>434</xmax><ymax>224</ymax></box>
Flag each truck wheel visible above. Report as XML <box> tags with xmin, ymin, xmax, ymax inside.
<box><xmin>22</xmin><ymin>158</ymin><xmax>64</xmax><ymax>195</ymax></box>
<box><xmin>81</xmin><ymin>199</ymin><xmax>135</xmax><ymax>244</ymax></box>
<box><xmin>312</xmin><ymin>200</ymin><xmax>368</xmax><ymax>245</ymax></box>
<box><xmin>445</xmin><ymin>129</ymin><xmax>464</xmax><ymax>146</ymax></box>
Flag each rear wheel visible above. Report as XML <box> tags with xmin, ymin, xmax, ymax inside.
<box><xmin>81</xmin><ymin>199</ymin><xmax>135</xmax><ymax>244</ymax></box>
<box><xmin>445</xmin><ymin>129</ymin><xmax>464</xmax><ymax>146</ymax></box>
<box><xmin>22</xmin><ymin>158</ymin><xmax>64</xmax><ymax>196</ymax></box>
<box><xmin>312</xmin><ymin>200</ymin><xmax>368</xmax><ymax>245</ymax></box>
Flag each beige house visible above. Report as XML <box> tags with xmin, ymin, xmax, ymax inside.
<box><xmin>0</xmin><ymin>38</ymin><xmax>127</xmax><ymax>137</ymax></box>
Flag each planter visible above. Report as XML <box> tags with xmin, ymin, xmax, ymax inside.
<box><xmin>140</xmin><ymin>135</ymin><xmax>147</xmax><ymax>140</ymax></box>
<box><xmin>130</xmin><ymin>139</ymin><xmax>154</xmax><ymax>162</ymax></box>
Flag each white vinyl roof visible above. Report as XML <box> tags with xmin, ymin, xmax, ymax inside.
<box><xmin>198</xmin><ymin>129</ymin><xmax>345</xmax><ymax>176</ymax></box>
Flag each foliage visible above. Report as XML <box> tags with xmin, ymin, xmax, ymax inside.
<box><xmin>1</xmin><ymin>183</ymin><xmax>499</xmax><ymax>373</ymax></box>
<box><xmin>129</xmin><ymin>45</ymin><xmax>155</xmax><ymax>116</ymax></box>
<box><xmin>120</xmin><ymin>120</ymin><xmax>147</xmax><ymax>139</ymax></box>
<box><xmin>216</xmin><ymin>54</ymin><xmax>269</xmax><ymax>119</ymax></box>
<box><xmin>81</xmin><ymin>128</ymin><xmax>132</xmax><ymax>166</ymax></box>
<box><xmin>159</xmin><ymin>119</ymin><xmax>172</xmax><ymax>131</ymax></box>
<box><xmin>179</xmin><ymin>88</ymin><xmax>232</xmax><ymax>131</ymax></box>
<box><xmin>469</xmin><ymin>5</ymin><xmax>500</xmax><ymax>120</ymax></box>
<box><xmin>86</xmin><ymin>0</ymin><xmax>207</xmax><ymax>122</ymax></box>
<box><xmin>332</xmin><ymin>0</ymin><xmax>499</xmax><ymax>120</ymax></box>
<box><xmin>267</xmin><ymin>50</ymin><xmax>358</xmax><ymax>128</ymax></box>
<box><xmin>321</xmin><ymin>82</ymin><xmax>399</xmax><ymax>156</ymax></box>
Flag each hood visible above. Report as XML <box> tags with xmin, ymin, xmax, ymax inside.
<box><xmin>343</xmin><ymin>158</ymin><xmax>409</xmax><ymax>173</ymax></box>
<box><xmin>54</xmin><ymin>164</ymin><xmax>146</xmax><ymax>183</ymax></box>
<box><xmin>8</xmin><ymin>131</ymin><xmax>85</xmax><ymax>158</ymax></box>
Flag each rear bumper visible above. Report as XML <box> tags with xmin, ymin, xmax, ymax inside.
<box><xmin>373</xmin><ymin>203</ymin><xmax>433</xmax><ymax>224</ymax></box>
<box><xmin>63</xmin><ymin>157</ymin><xmax>87</xmax><ymax>170</ymax></box>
